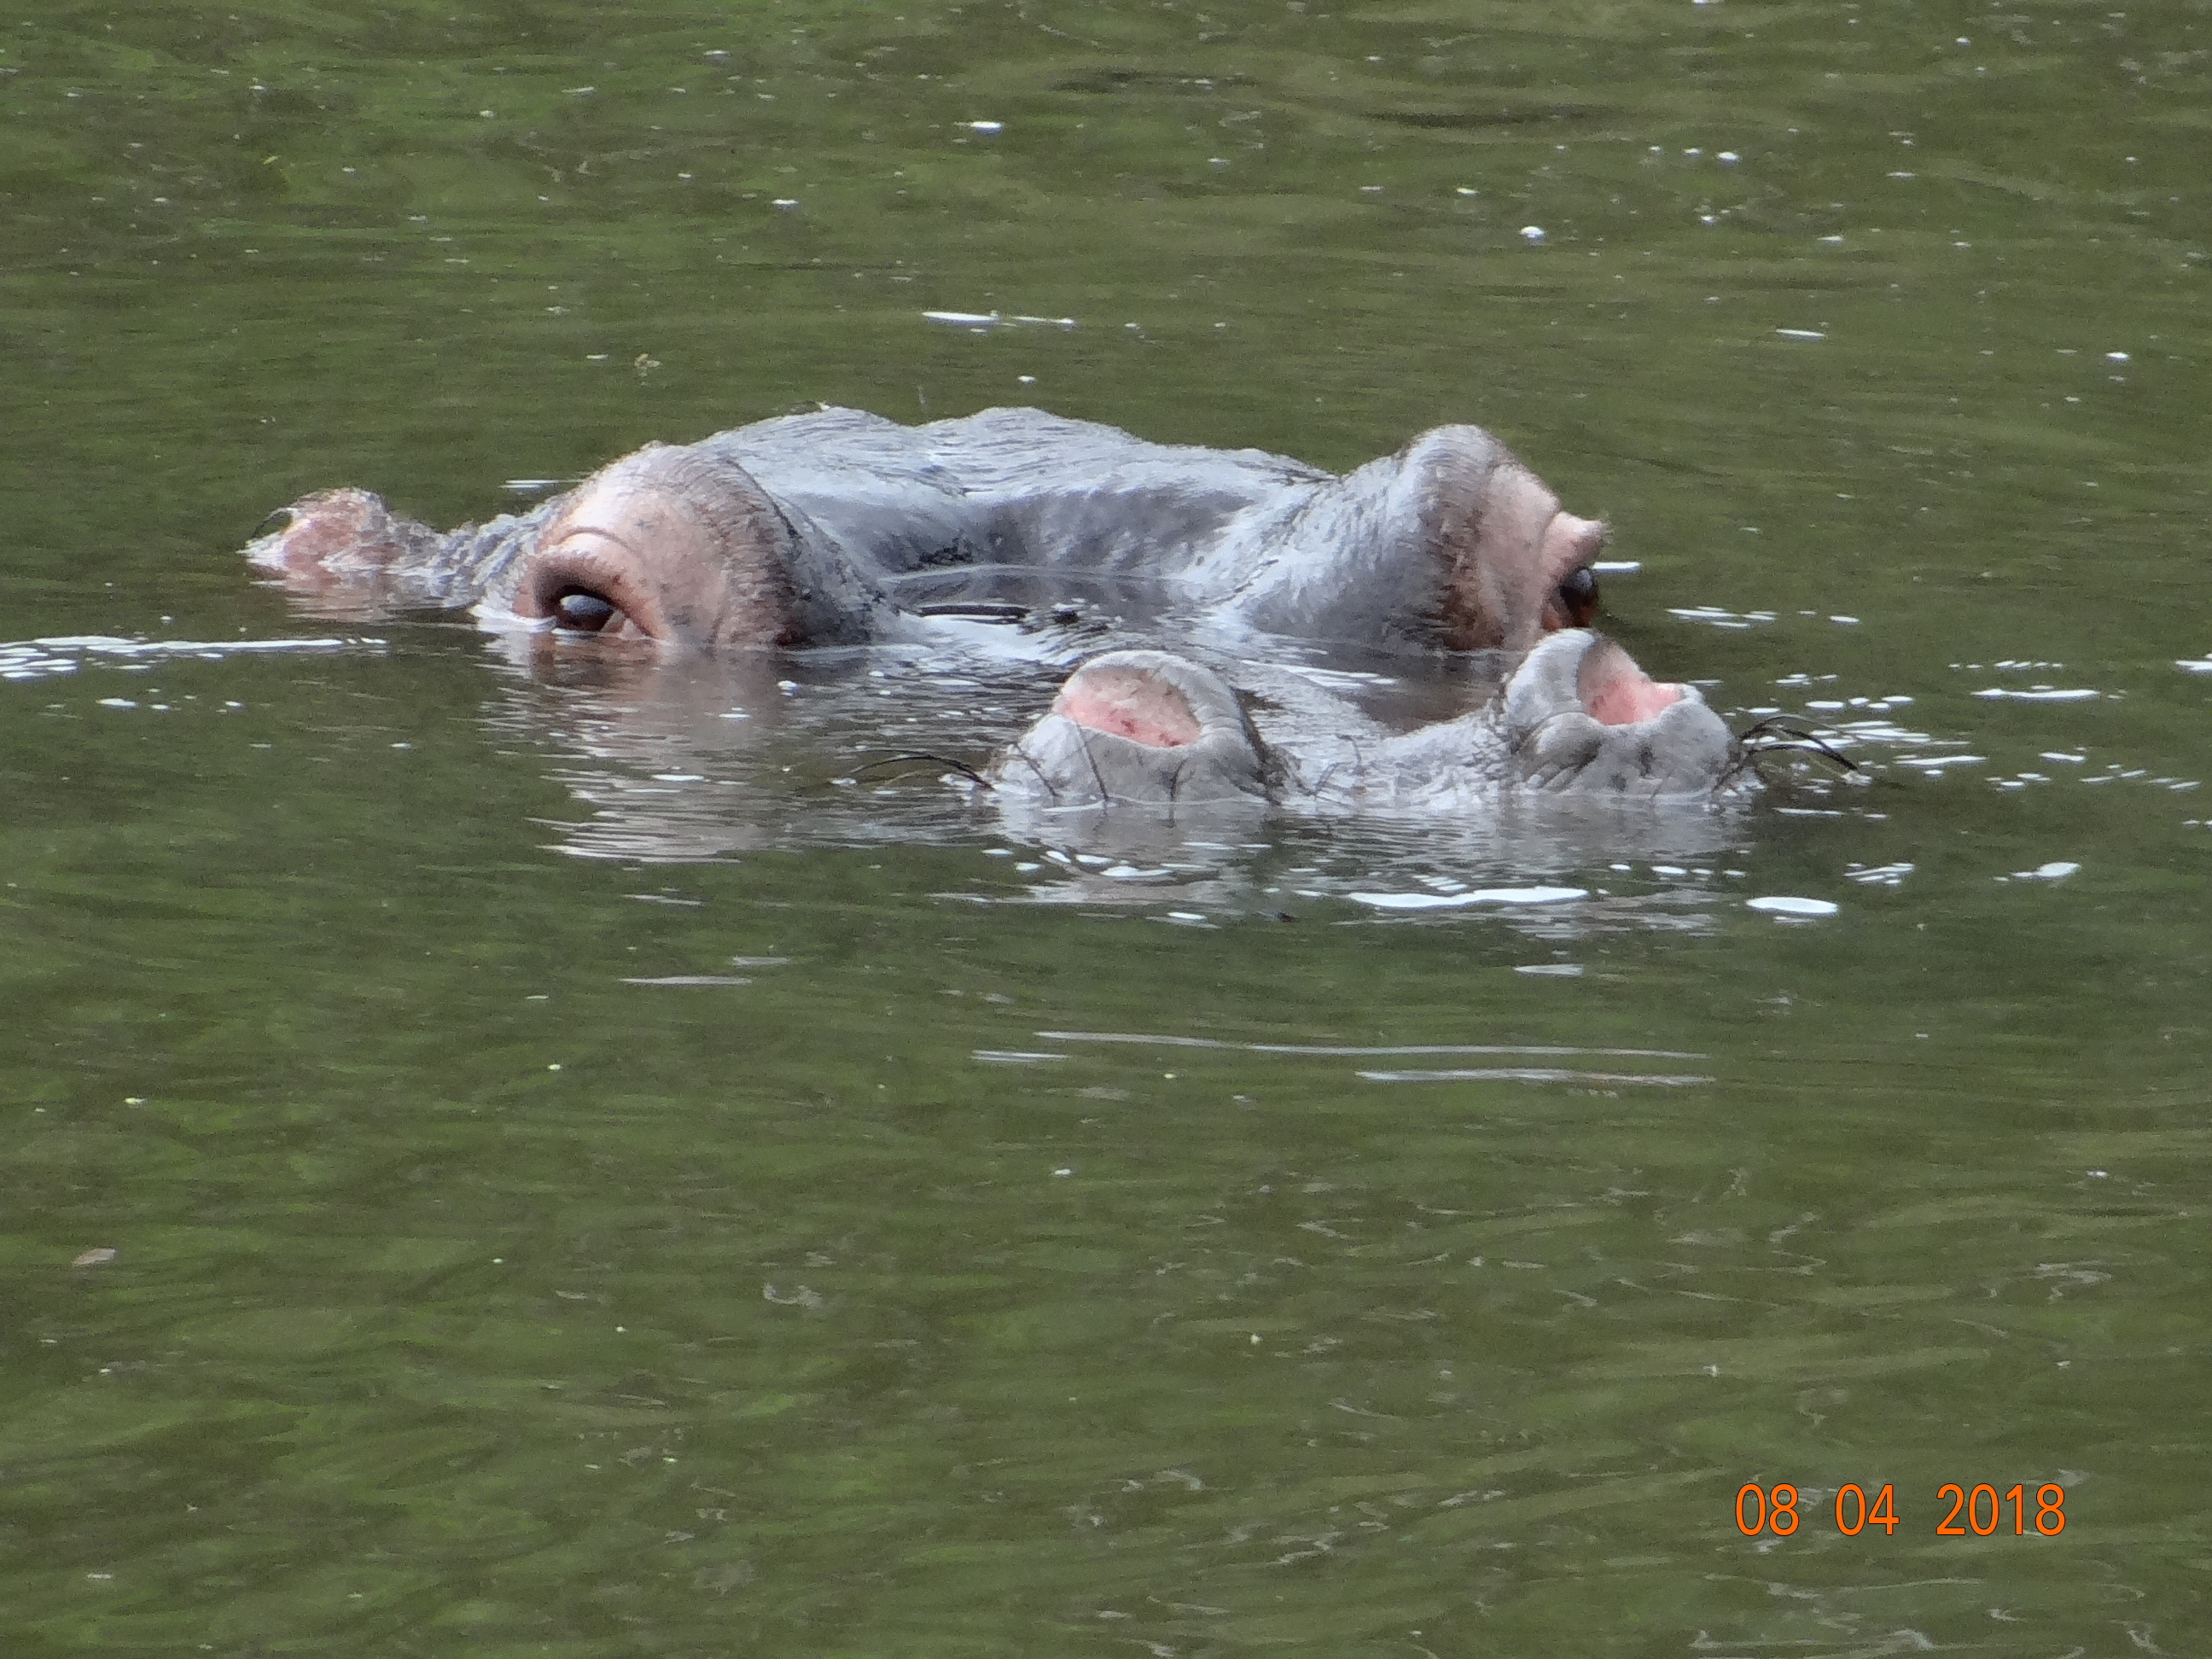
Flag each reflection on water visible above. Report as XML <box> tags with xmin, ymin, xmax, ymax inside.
<box><xmin>460</xmin><ymin>626</ymin><xmax>1764</xmax><ymax>911</ymax></box>
<box><xmin>0</xmin><ymin>632</ymin><xmax>381</xmax><ymax>680</ymax></box>
<box><xmin>1027</xmin><ymin>1030</ymin><xmax>1715</xmax><ymax>1088</ymax></box>
<box><xmin>1029</xmin><ymin>1033</ymin><xmax>1704</xmax><ymax>1058</ymax></box>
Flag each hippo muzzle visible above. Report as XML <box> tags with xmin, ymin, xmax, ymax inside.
<box><xmin>990</xmin><ymin>631</ymin><xmax>1738</xmax><ymax>813</ymax></box>
<box><xmin>987</xmin><ymin>649</ymin><xmax>1275</xmax><ymax>806</ymax></box>
<box><xmin>1496</xmin><ymin>631</ymin><xmax>1734</xmax><ymax>798</ymax></box>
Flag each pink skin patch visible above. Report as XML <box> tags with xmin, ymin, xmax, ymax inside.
<box><xmin>251</xmin><ymin>491</ymin><xmax>393</xmax><ymax>582</ymax></box>
<box><xmin>243</xmin><ymin>490</ymin><xmax>443</xmax><ymax>617</ymax></box>
<box><xmin>1580</xmin><ymin>648</ymin><xmax>1686</xmax><ymax>726</ymax></box>
<box><xmin>1053</xmin><ymin>667</ymin><xmax>1202</xmax><ymax>748</ymax></box>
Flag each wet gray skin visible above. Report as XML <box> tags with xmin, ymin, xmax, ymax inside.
<box><xmin>987</xmin><ymin>631</ymin><xmax>1738</xmax><ymax>815</ymax></box>
<box><xmin>243</xmin><ymin>406</ymin><xmax>1610</xmax><ymax>656</ymax></box>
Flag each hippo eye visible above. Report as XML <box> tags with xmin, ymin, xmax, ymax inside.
<box><xmin>1556</xmin><ymin>566</ymin><xmax>1600</xmax><ymax>627</ymax></box>
<box><xmin>550</xmin><ymin>585</ymin><xmax>621</xmax><ymax>633</ymax></box>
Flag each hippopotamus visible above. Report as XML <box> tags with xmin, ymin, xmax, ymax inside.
<box><xmin>992</xmin><ymin>631</ymin><xmax>1732</xmax><ymax>815</ymax></box>
<box><xmin>244</xmin><ymin>405</ymin><xmax>1739</xmax><ymax>812</ymax></box>
<box><xmin>246</xmin><ymin>405</ymin><xmax>1607</xmax><ymax>654</ymax></box>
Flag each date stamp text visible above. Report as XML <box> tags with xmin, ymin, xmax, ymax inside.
<box><xmin>1735</xmin><ymin>1482</ymin><xmax>2068</xmax><ymax>1538</ymax></box>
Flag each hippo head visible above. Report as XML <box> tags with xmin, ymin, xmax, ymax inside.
<box><xmin>988</xmin><ymin>649</ymin><xmax>1276</xmax><ymax>807</ymax></box>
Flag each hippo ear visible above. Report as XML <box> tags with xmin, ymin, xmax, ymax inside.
<box><xmin>243</xmin><ymin>488</ymin><xmax>445</xmax><ymax>609</ymax></box>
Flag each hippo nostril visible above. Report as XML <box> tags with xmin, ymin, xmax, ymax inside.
<box><xmin>550</xmin><ymin>585</ymin><xmax>622</xmax><ymax>633</ymax></box>
<box><xmin>1054</xmin><ymin>665</ymin><xmax>1203</xmax><ymax>747</ymax></box>
<box><xmin>1556</xmin><ymin>565</ymin><xmax>1600</xmax><ymax>627</ymax></box>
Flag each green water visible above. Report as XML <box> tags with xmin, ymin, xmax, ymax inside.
<box><xmin>4</xmin><ymin>1</ymin><xmax>2209</xmax><ymax>1653</ymax></box>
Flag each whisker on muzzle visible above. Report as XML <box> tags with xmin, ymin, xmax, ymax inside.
<box><xmin>849</xmin><ymin>750</ymin><xmax>993</xmax><ymax>789</ymax></box>
<box><xmin>1724</xmin><ymin>716</ymin><xmax>1860</xmax><ymax>786</ymax></box>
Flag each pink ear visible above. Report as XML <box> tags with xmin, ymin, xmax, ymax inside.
<box><xmin>247</xmin><ymin>489</ymin><xmax>425</xmax><ymax>583</ymax></box>
<box><xmin>1559</xmin><ymin>514</ymin><xmax>1609</xmax><ymax>566</ymax></box>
